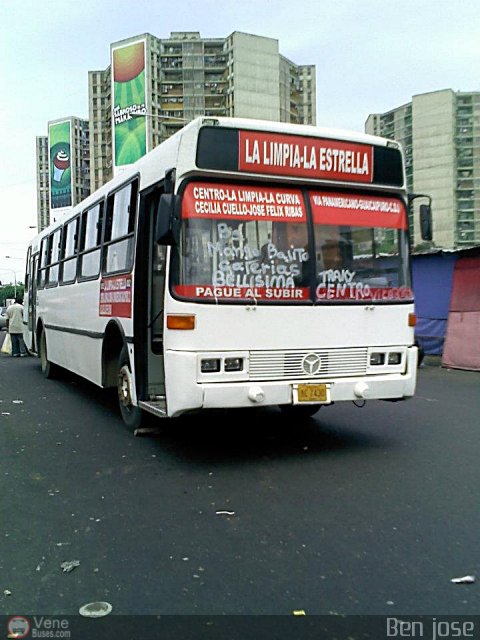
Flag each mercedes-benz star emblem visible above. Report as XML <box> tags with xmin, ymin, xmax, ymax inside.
<box><xmin>301</xmin><ymin>353</ymin><xmax>322</xmax><ymax>376</ymax></box>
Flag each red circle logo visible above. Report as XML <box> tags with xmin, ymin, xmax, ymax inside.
<box><xmin>7</xmin><ymin>616</ymin><xmax>30</xmax><ymax>639</ymax></box>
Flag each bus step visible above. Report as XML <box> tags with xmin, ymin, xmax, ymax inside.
<box><xmin>139</xmin><ymin>399</ymin><xmax>167</xmax><ymax>418</ymax></box>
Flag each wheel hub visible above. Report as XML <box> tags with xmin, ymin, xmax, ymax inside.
<box><xmin>118</xmin><ymin>365</ymin><xmax>132</xmax><ymax>407</ymax></box>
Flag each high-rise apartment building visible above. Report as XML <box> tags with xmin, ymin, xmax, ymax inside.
<box><xmin>88</xmin><ymin>31</ymin><xmax>316</xmax><ymax>191</ymax></box>
<box><xmin>35</xmin><ymin>117</ymin><xmax>90</xmax><ymax>231</ymax></box>
<box><xmin>37</xmin><ymin>31</ymin><xmax>315</xmax><ymax>226</ymax></box>
<box><xmin>36</xmin><ymin>136</ymin><xmax>49</xmax><ymax>231</ymax></box>
<box><xmin>366</xmin><ymin>89</ymin><xmax>480</xmax><ymax>250</ymax></box>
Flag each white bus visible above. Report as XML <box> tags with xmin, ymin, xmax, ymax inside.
<box><xmin>23</xmin><ymin>117</ymin><xmax>432</xmax><ymax>430</ymax></box>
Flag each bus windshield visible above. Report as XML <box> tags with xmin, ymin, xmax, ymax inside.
<box><xmin>310</xmin><ymin>191</ymin><xmax>412</xmax><ymax>303</ymax></box>
<box><xmin>172</xmin><ymin>182</ymin><xmax>412</xmax><ymax>304</ymax></box>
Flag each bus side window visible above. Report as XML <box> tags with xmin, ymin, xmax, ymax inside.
<box><xmin>47</xmin><ymin>228</ymin><xmax>62</xmax><ymax>287</ymax></box>
<box><xmin>79</xmin><ymin>201</ymin><xmax>103</xmax><ymax>280</ymax></box>
<box><xmin>38</xmin><ymin>237</ymin><xmax>48</xmax><ymax>289</ymax></box>
<box><xmin>24</xmin><ymin>246</ymin><xmax>31</xmax><ymax>292</ymax></box>
<box><xmin>103</xmin><ymin>180</ymin><xmax>137</xmax><ymax>275</ymax></box>
<box><xmin>39</xmin><ymin>234</ymin><xmax>56</xmax><ymax>288</ymax></box>
<box><xmin>60</xmin><ymin>216</ymin><xmax>79</xmax><ymax>284</ymax></box>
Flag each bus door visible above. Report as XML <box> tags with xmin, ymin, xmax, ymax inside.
<box><xmin>133</xmin><ymin>186</ymin><xmax>167</xmax><ymax>407</ymax></box>
<box><xmin>147</xmin><ymin>240</ymin><xmax>167</xmax><ymax>397</ymax></box>
<box><xmin>27</xmin><ymin>252</ymin><xmax>39</xmax><ymax>352</ymax></box>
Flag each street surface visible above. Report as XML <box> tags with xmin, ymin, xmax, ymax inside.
<box><xmin>1</xmin><ymin>335</ymin><xmax>479</xmax><ymax>619</ymax></box>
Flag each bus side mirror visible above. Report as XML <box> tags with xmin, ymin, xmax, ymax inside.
<box><xmin>419</xmin><ymin>204</ymin><xmax>432</xmax><ymax>241</ymax></box>
<box><xmin>409</xmin><ymin>193</ymin><xmax>433</xmax><ymax>242</ymax></box>
<box><xmin>156</xmin><ymin>194</ymin><xmax>181</xmax><ymax>245</ymax></box>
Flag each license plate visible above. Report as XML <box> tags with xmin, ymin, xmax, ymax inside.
<box><xmin>297</xmin><ymin>383</ymin><xmax>328</xmax><ymax>403</ymax></box>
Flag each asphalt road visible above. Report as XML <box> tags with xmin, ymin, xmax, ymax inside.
<box><xmin>1</xmin><ymin>337</ymin><xmax>479</xmax><ymax>620</ymax></box>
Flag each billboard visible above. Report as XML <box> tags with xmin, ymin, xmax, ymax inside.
<box><xmin>49</xmin><ymin>120</ymin><xmax>72</xmax><ymax>209</ymax></box>
<box><xmin>112</xmin><ymin>39</ymin><xmax>147</xmax><ymax>169</ymax></box>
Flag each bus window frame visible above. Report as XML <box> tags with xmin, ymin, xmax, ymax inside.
<box><xmin>169</xmin><ymin>178</ymin><xmax>411</xmax><ymax>306</ymax></box>
<box><xmin>78</xmin><ymin>199</ymin><xmax>105</xmax><ymax>283</ymax></box>
<box><xmin>59</xmin><ymin>215</ymin><xmax>80</xmax><ymax>286</ymax></box>
<box><xmin>25</xmin><ymin>245</ymin><xmax>31</xmax><ymax>292</ymax></box>
<box><xmin>37</xmin><ymin>236</ymin><xmax>49</xmax><ymax>290</ymax></box>
<box><xmin>169</xmin><ymin>177</ymin><xmax>314</xmax><ymax>306</ymax></box>
<box><xmin>45</xmin><ymin>227</ymin><xmax>63</xmax><ymax>288</ymax></box>
<box><xmin>101</xmin><ymin>177</ymin><xmax>139</xmax><ymax>277</ymax></box>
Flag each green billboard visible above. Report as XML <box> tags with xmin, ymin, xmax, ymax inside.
<box><xmin>112</xmin><ymin>40</ymin><xmax>147</xmax><ymax>168</ymax></box>
<box><xmin>49</xmin><ymin>120</ymin><xmax>72</xmax><ymax>209</ymax></box>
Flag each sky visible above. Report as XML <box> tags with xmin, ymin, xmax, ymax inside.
<box><xmin>1</xmin><ymin>0</ymin><xmax>479</xmax><ymax>283</ymax></box>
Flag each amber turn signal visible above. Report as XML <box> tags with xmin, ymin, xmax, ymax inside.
<box><xmin>166</xmin><ymin>314</ymin><xmax>196</xmax><ymax>330</ymax></box>
<box><xmin>408</xmin><ymin>313</ymin><xmax>417</xmax><ymax>327</ymax></box>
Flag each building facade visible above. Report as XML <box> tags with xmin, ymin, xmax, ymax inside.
<box><xmin>35</xmin><ymin>136</ymin><xmax>49</xmax><ymax>231</ymax></box>
<box><xmin>366</xmin><ymin>89</ymin><xmax>480</xmax><ymax>250</ymax></box>
<box><xmin>37</xmin><ymin>31</ymin><xmax>316</xmax><ymax>227</ymax></box>
<box><xmin>35</xmin><ymin>117</ymin><xmax>90</xmax><ymax>231</ymax></box>
<box><xmin>88</xmin><ymin>31</ymin><xmax>316</xmax><ymax>191</ymax></box>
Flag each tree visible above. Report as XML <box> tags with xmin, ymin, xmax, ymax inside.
<box><xmin>0</xmin><ymin>283</ymin><xmax>25</xmax><ymax>305</ymax></box>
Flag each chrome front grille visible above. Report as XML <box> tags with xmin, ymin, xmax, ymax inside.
<box><xmin>249</xmin><ymin>348</ymin><xmax>368</xmax><ymax>381</ymax></box>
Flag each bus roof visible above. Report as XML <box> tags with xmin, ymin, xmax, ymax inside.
<box><xmin>200</xmin><ymin>116</ymin><xmax>391</xmax><ymax>147</ymax></box>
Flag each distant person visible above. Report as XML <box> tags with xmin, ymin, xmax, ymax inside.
<box><xmin>6</xmin><ymin>297</ymin><xmax>27</xmax><ymax>357</ymax></box>
<box><xmin>260</xmin><ymin>233</ymin><xmax>272</xmax><ymax>264</ymax></box>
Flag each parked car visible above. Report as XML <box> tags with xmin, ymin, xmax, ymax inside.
<box><xmin>0</xmin><ymin>307</ymin><xmax>7</xmax><ymax>331</ymax></box>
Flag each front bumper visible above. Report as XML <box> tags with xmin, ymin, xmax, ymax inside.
<box><xmin>164</xmin><ymin>347</ymin><xmax>418</xmax><ymax>417</ymax></box>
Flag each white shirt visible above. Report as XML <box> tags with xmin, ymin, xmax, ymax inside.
<box><xmin>6</xmin><ymin>303</ymin><xmax>24</xmax><ymax>334</ymax></box>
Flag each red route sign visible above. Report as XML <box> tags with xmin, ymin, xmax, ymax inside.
<box><xmin>174</xmin><ymin>285</ymin><xmax>310</xmax><ymax>301</ymax></box>
<box><xmin>99</xmin><ymin>275</ymin><xmax>132</xmax><ymax>317</ymax></box>
<box><xmin>238</xmin><ymin>131</ymin><xmax>373</xmax><ymax>183</ymax></box>
<box><xmin>309</xmin><ymin>191</ymin><xmax>407</xmax><ymax>229</ymax></box>
<box><xmin>182</xmin><ymin>182</ymin><xmax>307</xmax><ymax>222</ymax></box>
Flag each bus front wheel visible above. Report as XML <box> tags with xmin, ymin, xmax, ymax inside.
<box><xmin>117</xmin><ymin>347</ymin><xmax>143</xmax><ymax>431</ymax></box>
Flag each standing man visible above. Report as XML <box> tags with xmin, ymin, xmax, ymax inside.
<box><xmin>6</xmin><ymin>297</ymin><xmax>27</xmax><ymax>357</ymax></box>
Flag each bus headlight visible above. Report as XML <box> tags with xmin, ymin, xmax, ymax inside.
<box><xmin>197</xmin><ymin>352</ymin><xmax>249</xmax><ymax>381</ymax></box>
<box><xmin>224</xmin><ymin>357</ymin><xmax>243</xmax><ymax>372</ymax></box>
<box><xmin>388</xmin><ymin>352</ymin><xmax>402</xmax><ymax>365</ymax></box>
<box><xmin>367</xmin><ymin>347</ymin><xmax>406</xmax><ymax>374</ymax></box>
<box><xmin>201</xmin><ymin>358</ymin><xmax>220</xmax><ymax>373</ymax></box>
<box><xmin>370</xmin><ymin>352</ymin><xmax>385</xmax><ymax>365</ymax></box>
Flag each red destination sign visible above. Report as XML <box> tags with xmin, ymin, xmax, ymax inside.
<box><xmin>238</xmin><ymin>131</ymin><xmax>373</xmax><ymax>183</ymax></box>
<box><xmin>309</xmin><ymin>191</ymin><xmax>407</xmax><ymax>229</ymax></box>
<box><xmin>99</xmin><ymin>275</ymin><xmax>132</xmax><ymax>317</ymax></box>
<box><xmin>182</xmin><ymin>183</ymin><xmax>307</xmax><ymax>222</ymax></box>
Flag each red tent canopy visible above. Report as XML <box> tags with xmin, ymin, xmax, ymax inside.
<box><xmin>443</xmin><ymin>254</ymin><xmax>480</xmax><ymax>371</ymax></box>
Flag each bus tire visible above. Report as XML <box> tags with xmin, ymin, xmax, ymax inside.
<box><xmin>39</xmin><ymin>329</ymin><xmax>57</xmax><ymax>379</ymax></box>
<box><xmin>416</xmin><ymin>341</ymin><xmax>425</xmax><ymax>368</ymax></box>
<box><xmin>279</xmin><ymin>404</ymin><xmax>320</xmax><ymax>419</ymax></box>
<box><xmin>117</xmin><ymin>346</ymin><xmax>144</xmax><ymax>431</ymax></box>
